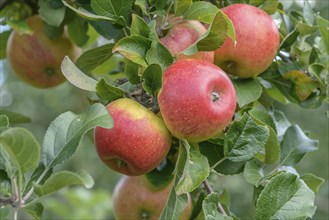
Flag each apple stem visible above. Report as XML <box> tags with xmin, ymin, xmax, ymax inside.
<box><xmin>203</xmin><ymin>179</ymin><xmax>228</xmax><ymax>216</ymax></box>
<box><xmin>211</xmin><ymin>92</ymin><xmax>220</xmax><ymax>102</ymax></box>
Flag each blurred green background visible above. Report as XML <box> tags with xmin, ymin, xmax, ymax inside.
<box><xmin>0</xmin><ymin>0</ymin><xmax>328</xmax><ymax>219</ymax></box>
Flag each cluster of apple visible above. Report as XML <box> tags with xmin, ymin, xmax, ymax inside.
<box><xmin>95</xmin><ymin>3</ymin><xmax>280</xmax><ymax>220</ymax></box>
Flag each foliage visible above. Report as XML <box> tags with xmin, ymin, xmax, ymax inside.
<box><xmin>0</xmin><ymin>0</ymin><xmax>328</xmax><ymax>219</ymax></box>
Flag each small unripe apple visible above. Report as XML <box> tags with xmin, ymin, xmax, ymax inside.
<box><xmin>160</xmin><ymin>18</ymin><xmax>214</xmax><ymax>62</ymax></box>
<box><xmin>112</xmin><ymin>175</ymin><xmax>192</xmax><ymax>220</ymax></box>
<box><xmin>214</xmin><ymin>4</ymin><xmax>280</xmax><ymax>78</ymax></box>
<box><xmin>158</xmin><ymin>59</ymin><xmax>236</xmax><ymax>142</ymax></box>
<box><xmin>94</xmin><ymin>98</ymin><xmax>172</xmax><ymax>176</ymax></box>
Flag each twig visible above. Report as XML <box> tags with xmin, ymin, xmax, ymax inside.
<box><xmin>203</xmin><ymin>179</ymin><xmax>228</xmax><ymax>216</ymax></box>
<box><xmin>278</xmin><ymin>51</ymin><xmax>293</xmax><ymax>63</ymax></box>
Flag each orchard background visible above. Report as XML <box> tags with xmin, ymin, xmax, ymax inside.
<box><xmin>0</xmin><ymin>0</ymin><xmax>328</xmax><ymax>219</ymax></box>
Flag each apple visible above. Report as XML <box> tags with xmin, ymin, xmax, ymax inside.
<box><xmin>94</xmin><ymin>98</ymin><xmax>172</xmax><ymax>176</ymax></box>
<box><xmin>6</xmin><ymin>15</ymin><xmax>80</xmax><ymax>88</ymax></box>
<box><xmin>214</xmin><ymin>4</ymin><xmax>280</xmax><ymax>78</ymax></box>
<box><xmin>158</xmin><ymin>59</ymin><xmax>236</xmax><ymax>142</ymax></box>
<box><xmin>160</xmin><ymin>18</ymin><xmax>214</xmax><ymax>62</ymax></box>
<box><xmin>112</xmin><ymin>175</ymin><xmax>192</xmax><ymax>220</ymax></box>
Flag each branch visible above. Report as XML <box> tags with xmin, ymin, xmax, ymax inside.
<box><xmin>278</xmin><ymin>51</ymin><xmax>293</xmax><ymax>63</ymax></box>
<box><xmin>203</xmin><ymin>179</ymin><xmax>228</xmax><ymax>216</ymax></box>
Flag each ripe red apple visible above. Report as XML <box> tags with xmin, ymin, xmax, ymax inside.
<box><xmin>160</xmin><ymin>18</ymin><xmax>214</xmax><ymax>62</ymax></box>
<box><xmin>6</xmin><ymin>15</ymin><xmax>80</xmax><ymax>88</ymax></box>
<box><xmin>112</xmin><ymin>175</ymin><xmax>192</xmax><ymax>220</ymax></box>
<box><xmin>94</xmin><ymin>98</ymin><xmax>172</xmax><ymax>176</ymax></box>
<box><xmin>158</xmin><ymin>59</ymin><xmax>236</xmax><ymax>142</ymax></box>
<box><xmin>214</xmin><ymin>4</ymin><xmax>280</xmax><ymax>78</ymax></box>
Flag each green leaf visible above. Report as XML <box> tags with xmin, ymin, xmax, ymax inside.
<box><xmin>135</xmin><ymin>0</ymin><xmax>148</xmax><ymax>15</ymax></box>
<box><xmin>270</xmin><ymin>110</ymin><xmax>291</xmax><ymax>140</ymax></box>
<box><xmin>0</xmin><ymin>110</ymin><xmax>31</xmax><ymax>124</ymax></box>
<box><xmin>91</xmin><ymin>0</ymin><xmax>134</xmax><ymax>26</ymax></box>
<box><xmin>24</xmin><ymin>203</ymin><xmax>44</xmax><ymax>220</ymax></box>
<box><xmin>125</xmin><ymin>60</ymin><xmax>141</xmax><ymax>84</ymax></box>
<box><xmin>183</xmin><ymin>2</ymin><xmax>219</xmax><ymax>24</ymax></box>
<box><xmin>259</xmin><ymin>0</ymin><xmax>278</xmax><ymax>15</ymax></box>
<box><xmin>175</xmin><ymin>0</ymin><xmax>192</xmax><ymax>16</ymax></box>
<box><xmin>283</xmin><ymin>70</ymin><xmax>318</xmax><ymax>102</ymax></box>
<box><xmin>175</xmin><ymin>140</ymin><xmax>210</xmax><ymax>195</ymax></box>
<box><xmin>280</xmin><ymin>30</ymin><xmax>299</xmax><ymax>49</ymax></box>
<box><xmin>141</xmin><ymin>64</ymin><xmax>163</xmax><ymax>95</ymax></box>
<box><xmin>145</xmin><ymin>159</ymin><xmax>175</xmax><ymax>189</ymax></box>
<box><xmin>249</xmin><ymin>0</ymin><xmax>266</xmax><ymax>7</ymax></box>
<box><xmin>35</xmin><ymin>170</ymin><xmax>94</xmax><ymax>197</ymax></box>
<box><xmin>300</xmin><ymin>173</ymin><xmax>325</xmax><ymax>192</ymax></box>
<box><xmin>23</xmin><ymin>164</ymin><xmax>53</xmax><ymax>196</ymax></box>
<box><xmin>146</xmin><ymin>41</ymin><xmax>174</xmax><ymax>71</ymax></box>
<box><xmin>280</xmin><ymin>125</ymin><xmax>318</xmax><ymax>166</ymax></box>
<box><xmin>67</xmin><ymin>16</ymin><xmax>89</xmax><ymax>47</ymax></box>
<box><xmin>38</xmin><ymin>0</ymin><xmax>65</xmax><ymax>27</ymax></box>
<box><xmin>225</xmin><ymin>114</ymin><xmax>269</xmax><ymax>162</ymax></box>
<box><xmin>96</xmin><ymin>79</ymin><xmax>125</xmax><ymax>102</ymax></box>
<box><xmin>42</xmin><ymin>103</ymin><xmax>113</xmax><ymax>169</ymax></box>
<box><xmin>61</xmin><ymin>56</ymin><xmax>98</xmax><ymax>91</ymax></box>
<box><xmin>255</xmin><ymin>172</ymin><xmax>316</xmax><ymax>220</ymax></box>
<box><xmin>0</xmin><ymin>128</ymin><xmax>40</xmax><ymax>173</ymax></box>
<box><xmin>303</xmin><ymin>0</ymin><xmax>314</xmax><ymax>25</ymax></box>
<box><xmin>203</xmin><ymin>193</ymin><xmax>233</xmax><ymax>220</ymax></box>
<box><xmin>130</xmin><ymin>14</ymin><xmax>150</xmax><ymax>38</ymax></box>
<box><xmin>0</xmin><ymin>31</ymin><xmax>11</xmax><ymax>59</ymax></box>
<box><xmin>7</xmin><ymin>20</ymin><xmax>33</xmax><ymax>35</ymax></box>
<box><xmin>295</xmin><ymin>22</ymin><xmax>318</xmax><ymax>36</ymax></box>
<box><xmin>316</xmin><ymin>16</ymin><xmax>329</xmax><ymax>55</ymax></box>
<box><xmin>243</xmin><ymin>160</ymin><xmax>264</xmax><ymax>186</ymax></box>
<box><xmin>76</xmin><ymin>44</ymin><xmax>114</xmax><ymax>73</ymax></box>
<box><xmin>112</xmin><ymin>36</ymin><xmax>152</xmax><ymax>66</ymax></box>
<box><xmin>232</xmin><ymin>79</ymin><xmax>263</xmax><ymax>108</ymax></box>
<box><xmin>0</xmin><ymin>115</ymin><xmax>9</xmax><ymax>128</ymax></box>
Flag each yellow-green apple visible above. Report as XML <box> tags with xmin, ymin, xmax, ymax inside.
<box><xmin>158</xmin><ymin>59</ymin><xmax>236</xmax><ymax>142</ymax></box>
<box><xmin>160</xmin><ymin>18</ymin><xmax>214</xmax><ymax>62</ymax></box>
<box><xmin>214</xmin><ymin>4</ymin><xmax>280</xmax><ymax>78</ymax></box>
<box><xmin>112</xmin><ymin>175</ymin><xmax>192</xmax><ymax>220</ymax></box>
<box><xmin>94</xmin><ymin>98</ymin><xmax>172</xmax><ymax>176</ymax></box>
<box><xmin>6</xmin><ymin>15</ymin><xmax>80</xmax><ymax>88</ymax></box>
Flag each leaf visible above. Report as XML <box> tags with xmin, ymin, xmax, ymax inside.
<box><xmin>243</xmin><ymin>160</ymin><xmax>264</xmax><ymax>186</ymax></box>
<box><xmin>203</xmin><ymin>193</ymin><xmax>233</xmax><ymax>220</ymax></box>
<box><xmin>225</xmin><ymin>114</ymin><xmax>269</xmax><ymax>162</ymax></box>
<box><xmin>23</xmin><ymin>163</ymin><xmax>53</xmax><ymax>196</ymax></box>
<box><xmin>280</xmin><ymin>30</ymin><xmax>299</xmax><ymax>49</ymax></box>
<box><xmin>0</xmin><ymin>128</ymin><xmax>40</xmax><ymax>173</ymax></box>
<box><xmin>76</xmin><ymin>44</ymin><xmax>114</xmax><ymax>73</ymax></box>
<box><xmin>259</xmin><ymin>0</ymin><xmax>278</xmax><ymax>15</ymax></box>
<box><xmin>270</xmin><ymin>110</ymin><xmax>291</xmax><ymax>141</ymax></box>
<box><xmin>135</xmin><ymin>0</ymin><xmax>148</xmax><ymax>15</ymax></box>
<box><xmin>316</xmin><ymin>16</ymin><xmax>329</xmax><ymax>55</ymax></box>
<box><xmin>303</xmin><ymin>0</ymin><xmax>314</xmax><ymax>25</ymax></box>
<box><xmin>0</xmin><ymin>31</ymin><xmax>11</xmax><ymax>59</ymax></box>
<box><xmin>175</xmin><ymin>140</ymin><xmax>210</xmax><ymax>195</ymax></box>
<box><xmin>7</xmin><ymin>20</ymin><xmax>33</xmax><ymax>35</ymax></box>
<box><xmin>295</xmin><ymin>22</ymin><xmax>318</xmax><ymax>36</ymax></box>
<box><xmin>0</xmin><ymin>110</ymin><xmax>31</xmax><ymax>124</ymax></box>
<box><xmin>183</xmin><ymin>1</ymin><xmax>219</xmax><ymax>24</ymax></box>
<box><xmin>113</xmin><ymin>36</ymin><xmax>152</xmax><ymax>66</ymax></box>
<box><xmin>255</xmin><ymin>172</ymin><xmax>316</xmax><ymax>220</ymax></box>
<box><xmin>280</xmin><ymin>125</ymin><xmax>318</xmax><ymax>166</ymax></box>
<box><xmin>42</xmin><ymin>103</ymin><xmax>113</xmax><ymax>169</ymax></box>
<box><xmin>24</xmin><ymin>203</ymin><xmax>44</xmax><ymax>220</ymax></box>
<box><xmin>300</xmin><ymin>173</ymin><xmax>325</xmax><ymax>192</ymax></box>
<box><xmin>232</xmin><ymin>78</ymin><xmax>263</xmax><ymax>108</ymax></box>
<box><xmin>96</xmin><ymin>79</ymin><xmax>125</xmax><ymax>102</ymax></box>
<box><xmin>91</xmin><ymin>0</ymin><xmax>134</xmax><ymax>26</ymax></box>
<box><xmin>0</xmin><ymin>115</ymin><xmax>9</xmax><ymax>128</ymax></box>
<box><xmin>130</xmin><ymin>14</ymin><xmax>150</xmax><ymax>38</ymax></box>
<box><xmin>146</xmin><ymin>41</ymin><xmax>174</xmax><ymax>71</ymax></box>
<box><xmin>67</xmin><ymin>16</ymin><xmax>89</xmax><ymax>47</ymax></box>
<box><xmin>283</xmin><ymin>70</ymin><xmax>318</xmax><ymax>102</ymax></box>
<box><xmin>124</xmin><ymin>60</ymin><xmax>141</xmax><ymax>84</ymax></box>
<box><xmin>175</xmin><ymin>0</ymin><xmax>192</xmax><ymax>16</ymax></box>
<box><xmin>38</xmin><ymin>0</ymin><xmax>65</xmax><ymax>27</ymax></box>
<box><xmin>145</xmin><ymin>159</ymin><xmax>175</xmax><ymax>189</ymax></box>
<box><xmin>34</xmin><ymin>170</ymin><xmax>94</xmax><ymax>197</ymax></box>
<box><xmin>141</xmin><ymin>64</ymin><xmax>163</xmax><ymax>95</ymax></box>
<box><xmin>61</xmin><ymin>56</ymin><xmax>98</xmax><ymax>91</ymax></box>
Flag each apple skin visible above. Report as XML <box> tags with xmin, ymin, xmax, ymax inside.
<box><xmin>158</xmin><ymin>59</ymin><xmax>236</xmax><ymax>142</ymax></box>
<box><xmin>94</xmin><ymin>98</ymin><xmax>172</xmax><ymax>176</ymax></box>
<box><xmin>160</xmin><ymin>19</ymin><xmax>214</xmax><ymax>62</ymax></box>
<box><xmin>214</xmin><ymin>4</ymin><xmax>280</xmax><ymax>78</ymax></box>
<box><xmin>6</xmin><ymin>15</ymin><xmax>80</xmax><ymax>88</ymax></box>
<box><xmin>112</xmin><ymin>175</ymin><xmax>192</xmax><ymax>220</ymax></box>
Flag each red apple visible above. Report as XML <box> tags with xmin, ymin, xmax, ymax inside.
<box><xmin>214</xmin><ymin>4</ymin><xmax>280</xmax><ymax>78</ymax></box>
<box><xmin>160</xmin><ymin>18</ymin><xmax>214</xmax><ymax>62</ymax></box>
<box><xmin>112</xmin><ymin>175</ymin><xmax>192</xmax><ymax>220</ymax></box>
<box><xmin>94</xmin><ymin>98</ymin><xmax>172</xmax><ymax>176</ymax></box>
<box><xmin>6</xmin><ymin>15</ymin><xmax>80</xmax><ymax>88</ymax></box>
<box><xmin>158</xmin><ymin>59</ymin><xmax>236</xmax><ymax>142</ymax></box>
